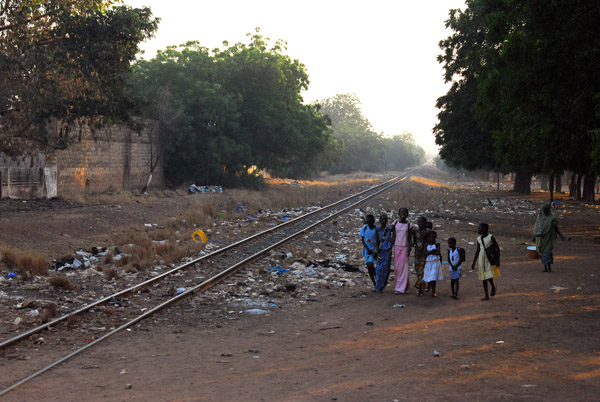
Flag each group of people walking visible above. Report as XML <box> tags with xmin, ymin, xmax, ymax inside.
<box><xmin>360</xmin><ymin>208</ymin><xmax>501</xmax><ymax>300</ymax></box>
<box><xmin>360</xmin><ymin>202</ymin><xmax>566</xmax><ymax>300</ymax></box>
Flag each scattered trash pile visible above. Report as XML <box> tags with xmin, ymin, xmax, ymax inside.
<box><xmin>216</xmin><ymin>257</ymin><xmax>365</xmax><ymax>316</ymax></box>
<box><xmin>189</xmin><ymin>184</ymin><xmax>223</xmax><ymax>194</ymax></box>
<box><xmin>52</xmin><ymin>247</ymin><xmax>120</xmax><ymax>271</ymax></box>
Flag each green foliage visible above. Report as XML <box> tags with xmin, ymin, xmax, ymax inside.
<box><xmin>317</xmin><ymin>94</ymin><xmax>425</xmax><ymax>173</ymax></box>
<box><xmin>435</xmin><ymin>0</ymin><xmax>600</xmax><ymax>183</ymax></box>
<box><xmin>0</xmin><ymin>0</ymin><xmax>159</xmax><ymax>154</ymax></box>
<box><xmin>129</xmin><ymin>30</ymin><xmax>331</xmax><ymax>186</ymax></box>
<box><xmin>383</xmin><ymin>133</ymin><xmax>426</xmax><ymax>171</ymax></box>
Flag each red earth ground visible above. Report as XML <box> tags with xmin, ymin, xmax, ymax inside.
<box><xmin>1</xmin><ymin>168</ymin><xmax>599</xmax><ymax>401</ymax></box>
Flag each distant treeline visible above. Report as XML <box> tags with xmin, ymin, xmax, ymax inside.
<box><xmin>316</xmin><ymin>94</ymin><xmax>425</xmax><ymax>174</ymax></box>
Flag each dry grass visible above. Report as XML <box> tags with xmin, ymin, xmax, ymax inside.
<box><xmin>49</xmin><ymin>276</ymin><xmax>79</xmax><ymax>290</ymax></box>
<box><xmin>169</xmin><ymin>205</ymin><xmax>214</xmax><ymax>229</ymax></box>
<box><xmin>68</xmin><ymin>173</ymin><xmax>396</xmax><ymax>273</ymax></box>
<box><xmin>155</xmin><ymin>240</ymin><xmax>177</xmax><ymax>257</ymax></box>
<box><xmin>63</xmin><ymin>189</ymin><xmax>155</xmax><ymax>205</ymax></box>
<box><xmin>410</xmin><ymin>176</ymin><xmax>456</xmax><ymax>189</ymax></box>
<box><xmin>225</xmin><ymin>179</ymin><xmax>381</xmax><ymax>213</ymax></box>
<box><xmin>200</xmin><ymin>202</ymin><xmax>216</xmax><ymax>217</ymax></box>
<box><xmin>103</xmin><ymin>267</ymin><xmax>120</xmax><ymax>280</ymax></box>
<box><xmin>18</xmin><ymin>254</ymin><xmax>49</xmax><ymax>279</ymax></box>
<box><xmin>117</xmin><ymin>255</ymin><xmax>130</xmax><ymax>266</ymax></box>
<box><xmin>1</xmin><ymin>247</ymin><xmax>18</xmax><ymax>269</ymax></box>
<box><xmin>103</xmin><ymin>251</ymin><xmax>114</xmax><ymax>264</ymax></box>
<box><xmin>150</xmin><ymin>227</ymin><xmax>176</xmax><ymax>241</ymax></box>
<box><xmin>107</xmin><ymin>221</ymin><xmax>209</xmax><ymax>269</ymax></box>
<box><xmin>40</xmin><ymin>303</ymin><xmax>58</xmax><ymax>323</ymax></box>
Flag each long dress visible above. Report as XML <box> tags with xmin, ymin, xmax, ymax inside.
<box><xmin>534</xmin><ymin>203</ymin><xmax>559</xmax><ymax>265</ymax></box>
<box><xmin>423</xmin><ymin>243</ymin><xmax>443</xmax><ymax>282</ymax></box>
<box><xmin>393</xmin><ymin>221</ymin><xmax>413</xmax><ymax>293</ymax></box>
<box><xmin>413</xmin><ymin>227</ymin><xmax>430</xmax><ymax>291</ymax></box>
<box><xmin>375</xmin><ymin>225</ymin><xmax>393</xmax><ymax>291</ymax></box>
<box><xmin>477</xmin><ymin>234</ymin><xmax>495</xmax><ymax>281</ymax></box>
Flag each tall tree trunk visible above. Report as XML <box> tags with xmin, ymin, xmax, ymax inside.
<box><xmin>540</xmin><ymin>175</ymin><xmax>548</xmax><ymax>191</ymax></box>
<box><xmin>549</xmin><ymin>174</ymin><xmax>555</xmax><ymax>202</ymax></box>
<box><xmin>497</xmin><ymin>171</ymin><xmax>500</xmax><ymax>190</ymax></box>
<box><xmin>513</xmin><ymin>171</ymin><xmax>532</xmax><ymax>194</ymax></box>
<box><xmin>582</xmin><ymin>175</ymin><xmax>596</xmax><ymax>202</ymax></box>
<box><xmin>569</xmin><ymin>173</ymin><xmax>577</xmax><ymax>197</ymax></box>
<box><xmin>555</xmin><ymin>175</ymin><xmax>562</xmax><ymax>193</ymax></box>
<box><xmin>576</xmin><ymin>174</ymin><xmax>583</xmax><ymax>200</ymax></box>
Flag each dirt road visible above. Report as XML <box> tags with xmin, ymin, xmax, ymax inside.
<box><xmin>1</xmin><ymin>171</ymin><xmax>599</xmax><ymax>401</ymax></box>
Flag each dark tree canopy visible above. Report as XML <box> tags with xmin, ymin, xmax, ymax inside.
<box><xmin>435</xmin><ymin>0</ymin><xmax>600</xmax><ymax>196</ymax></box>
<box><xmin>0</xmin><ymin>0</ymin><xmax>158</xmax><ymax>154</ymax></box>
<box><xmin>129</xmin><ymin>31</ymin><xmax>331</xmax><ymax>187</ymax></box>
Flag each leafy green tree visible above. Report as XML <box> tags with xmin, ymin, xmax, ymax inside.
<box><xmin>130</xmin><ymin>31</ymin><xmax>331</xmax><ymax>186</ymax></box>
<box><xmin>317</xmin><ymin>94</ymin><xmax>385</xmax><ymax>173</ymax></box>
<box><xmin>0</xmin><ymin>0</ymin><xmax>159</xmax><ymax>154</ymax></box>
<box><xmin>434</xmin><ymin>78</ymin><xmax>497</xmax><ymax>172</ymax></box>
<box><xmin>475</xmin><ymin>0</ymin><xmax>600</xmax><ymax>198</ymax></box>
<box><xmin>437</xmin><ymin>0</ymin><xmax>600</xmax><ymax>197</ymax></box>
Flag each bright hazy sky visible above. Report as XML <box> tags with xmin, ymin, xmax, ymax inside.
<box><xmin>125</xmin><ymin>0</ymin><xmax>466</xmax><ymax>155</ymax></box>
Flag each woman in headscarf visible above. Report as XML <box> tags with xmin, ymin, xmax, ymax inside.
<box><xmin>534</xmin><ymin>203</ymin><xmax>565</xmax><ymax>272</ymax></box>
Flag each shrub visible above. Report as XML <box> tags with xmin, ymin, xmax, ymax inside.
<box><xmin>48</xmin><ymin>277</ymin><xmax>79</xmax><ymax>290</ymax></box>
<box><xmin>1</xmin><ymin>247</ymin><xmax>18</xmax><ymax>269</ymax></box>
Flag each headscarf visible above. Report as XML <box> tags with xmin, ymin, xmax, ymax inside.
<box><xmin>534</xmin><ymin>202</ymin><xmax>555</xmax><ymax>237</ymax></box>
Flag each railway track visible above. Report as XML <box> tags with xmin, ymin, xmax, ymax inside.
<box><xmin>0</xmin><ymin>167</ymin><xmax>419</xmax><ymax>396</ymax></box>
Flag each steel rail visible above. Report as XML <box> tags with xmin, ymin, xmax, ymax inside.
<box><xmin>0</xmin><ymin>172</ymin><xmax>406</xmax><ymax>350</ymax></box>
<box><xmin>0</xmin><ymin>168</ymin><xmax>418</xmax><ymax>396</ymax></box>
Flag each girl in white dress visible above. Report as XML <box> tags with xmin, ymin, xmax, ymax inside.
<box><xmin>423</xmin><ymin>231</ymin><xmax>443</xmax><ymax>297</ymax></box>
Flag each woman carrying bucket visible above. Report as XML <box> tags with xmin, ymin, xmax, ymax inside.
<box><xmin>533</xmin><ymin>202</ymin><xmax>565</xmax><ymax>272</ymax></box>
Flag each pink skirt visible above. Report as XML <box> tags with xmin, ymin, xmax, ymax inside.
<box><xmin>394</xmin><ymin>246</ymin><xmax>410</xmax><ymax>293</ymax></box>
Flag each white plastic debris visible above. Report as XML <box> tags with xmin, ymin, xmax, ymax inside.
<box><xmin>246</xmin><ymin>309</ymin><xmax>268</xmax><ymax>315</ymax></box>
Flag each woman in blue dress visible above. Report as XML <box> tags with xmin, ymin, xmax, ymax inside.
<box><xmin>375</xmin><ymin>214</ymin><xmax>393</xmax><ymax>292</ymax></box>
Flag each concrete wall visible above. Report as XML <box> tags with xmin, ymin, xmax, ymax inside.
<box><xmin>55</xmin><ymin>122</ymin><xmax>165</xmax><ymax>196</ymax></box>
<box><xmin>0</xmin><ymin>121</ymin><xmax>165</xmax><ymax>199</ymax></box>
<box><xmin>0</xmin><ymin>153</ymin><xmax>49</xmax><ymax>199</ymax></box>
